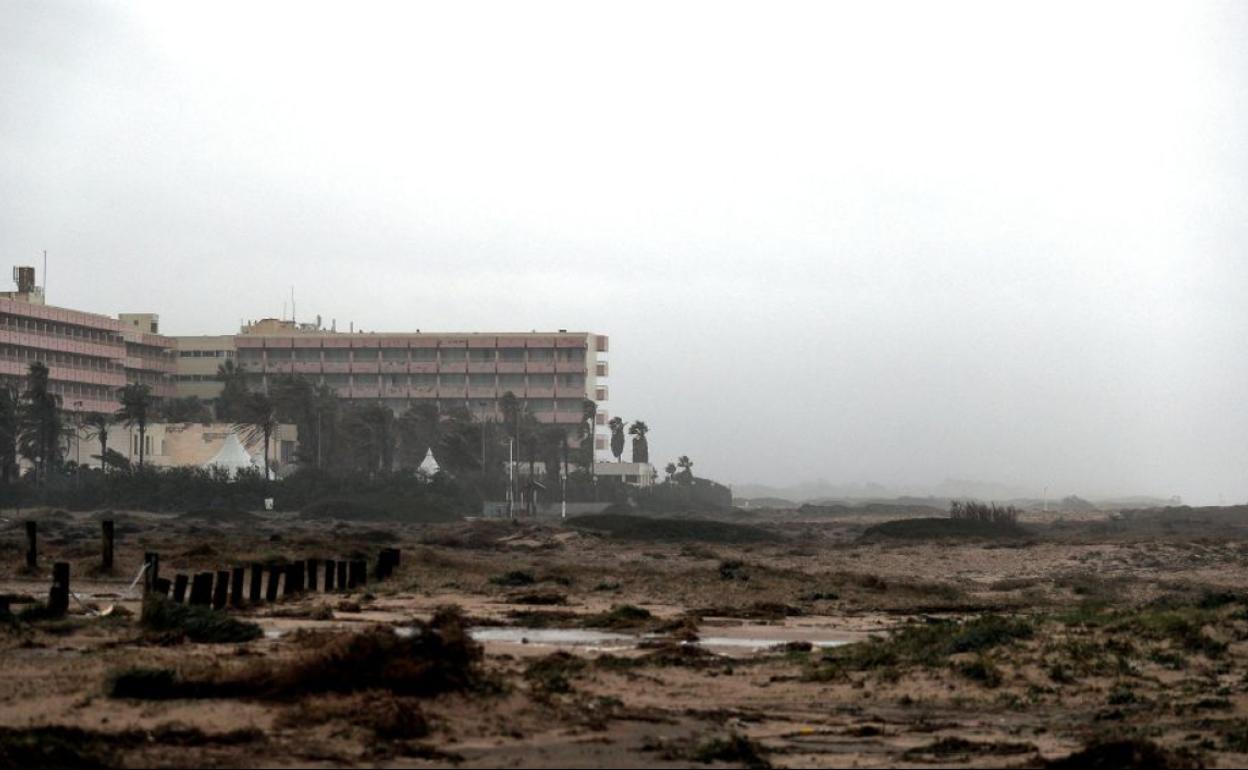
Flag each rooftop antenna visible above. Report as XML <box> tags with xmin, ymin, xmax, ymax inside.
<box><xmin>291</xmin><ymin>285</ymin><xmax>296</xmax><ymax>324</ymax></box>
<box><xmin>42</xmin><ymin>250</ymin><xmax>46</xmax><ymax>297</ymax></box>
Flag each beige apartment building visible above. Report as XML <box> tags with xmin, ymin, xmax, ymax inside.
<box><xmin>174</xmin><ymin>334</ymin><xmax>237</xmax><ymax>401</ymax></box>
<box><xmin>175</xmin><ymin>318</ymin><xmax>612</xmax><ymax>451</ymax></box>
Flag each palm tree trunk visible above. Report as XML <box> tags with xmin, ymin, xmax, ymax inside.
<box><xmin>138</xmin><ymin>424</ymin><xmax>145</xmax><ymax>469</ymax></box>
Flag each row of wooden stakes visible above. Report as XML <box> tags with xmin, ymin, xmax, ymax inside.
<box><xmin>10</xmin><ymin>544</ymin><xmax>403</xmax><ymax>618</ymax></box>
<box><xmin>144</xmin><ymin>547</ymin><xmax>404</xmax><ymax>611</ymax></box>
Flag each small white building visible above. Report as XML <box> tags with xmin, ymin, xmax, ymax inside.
<box><xmin>592</xmin><ymin>461</ymin><xmax>658</xmax><ymax>488</ymax></box>
<box><xmin>70</xmin><ymin>421</ymin><xmax>298</xmax><ymax>472</ymax></box>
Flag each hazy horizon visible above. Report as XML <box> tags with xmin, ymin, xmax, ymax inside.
<box><xmin>2</xmin><ymin>1</ymin><xmax>1245</xmax><ymax>504</ymax></box>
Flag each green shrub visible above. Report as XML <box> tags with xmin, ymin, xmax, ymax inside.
<box><xmin>140</xmin><ymin>596</ymin><xmax>262</xmax><ymax>644</ymax></box>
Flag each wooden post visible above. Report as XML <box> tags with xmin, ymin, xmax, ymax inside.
<box><xmin>230</xmin><ymin>567</ymin><xmax>245</xmax><ymax>607</ymax></box>
<box><xmin>336</xmin><ymin>560</ymin><xmax>347</xmax><ymax>590</ymax></box>
<box><xmin>143</xmin><ymin>552</ymin><xmax>160</xmax><ymax>594</ymax></box>
<box><xmin>173</xmin><ymin>574</ymin><xmax>189</xmax><ymax>603</ymax></box>
<box><xmin>265</xmin><ymin>564</ymin><xmax>281</xmax><ymax>602</ymax></box>
<box><xmin>25</xmin><ymin>521</ymin><xmax>36</xmax><ymax>570</ymax></box>
<box><xmin>377</xmin><ymin>547</ymin><xmax>401</xmax><ymax>580</ymax></box>
<box><xmin>212</xmin><ymin>570</ymin><xmax>229</xmax><ymax>610</ymax></box>
<box><xmin>249</xmin><ymin>563</ymin><xmax>263</xmax><ymax>602</ymax></box>
<box><xmin>284</xmin><ymin>561</ymin><xmax>304</xmax><ymax>597</ymax></box>
<box><xmin>306</xmin><ymin>558</ymin><xmax>319</xmax><ymax>592</ymax></box>
<box><xmin>189</xmin><ymin>572</ymin><xmax>213</xmax><ymax>606</ymax></box>
<box><xmin>48</xmin><ymin>561</ymin><xmax>70</xmax><ymax>616</ymax></box>
<box><xmin>152</xmin><ymin>577</ymin><xmax>171</xmax><ymax>597</ymax></box>
<box><xmin>348</xmin><ymin>559</ymin><xmax>366</xmax><ymax>589</ymax></box>
<box><xmin>101</xmin><ymin>520</ymin><xmax>114</xmax><ymax>571</ymax></box>
<box><xmin>324</xmin><ymin>559</ymin><xmax>336</xmax><ymax>591</ymax></box>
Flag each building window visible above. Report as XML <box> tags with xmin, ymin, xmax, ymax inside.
<box><xmin>499</xmin><ymin>374</ymin><xmax>525</xmax><ymax>391</ymax></box>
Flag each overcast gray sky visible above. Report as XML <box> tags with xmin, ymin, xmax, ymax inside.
<box><xmin>2</xmin><ymin>1</ymin><xmax>1245</xmax><ymax>503</ymax></box>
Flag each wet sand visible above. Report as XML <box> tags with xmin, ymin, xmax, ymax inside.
<box><xmin>3</xmin><ymin>506</ymin><xmax>1248</xmax><ymax>767</ymax></box>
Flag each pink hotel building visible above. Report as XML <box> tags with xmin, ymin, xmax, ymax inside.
<box><xmin>0</xmin><ymin>268</ymin><xmax>611</xmax><ymax>451</ymax></box>
<box><xmin>0</xmin><ymin>273</ymin><xmax>175</xmax><ymax>414</ymax></box>
<box><xmin>220</xmin><ymin>319</ymin><xmax>611</xmax><ymax>448</ymax></box>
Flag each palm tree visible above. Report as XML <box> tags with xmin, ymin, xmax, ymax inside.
<box><xmin>21</xmin><ymin>362</ymin><xmax>62</xmax><ymax>482</ymax></box>
<box><xmin>608</xmin><ymin>416</ymin><xmax>625</xmax><ymax>462</ymax></box>
<box><xmin>499</xmin><ymin>391</ymin><xmax>521</xmax><ymax>443</ymax></box>
<box><xmin>664</xmin><ymin>462</ymin><xmax>677</xmax><ymax>482</ymax></box>
<box><xmin>580</xmin><ymin>398</ymin><xmax>597</xmax><ymax>481</ymax></box>
<box><xmin>215</xmin><ymin>359</ymin><xmax>251</xmax><ymax>421</ymax></box>
<box><xmin>82</xmin><ymin>412</ymin><xmax>112</xmax><ymax>473</ymax></box>
<box><xmin>397</xmin><ymin>402</ymin><xmax>440</xmax><ymax>469</ymax></box>
<box><xmin>116</xmin><ymin>383</ymin><xmax>155</xmax><ymax>469</ymax></box>
<box><xmin>628</xmin><ymin>420</ymin><xmax>649</xmax><ymax>464</ymax></box>
<box><xmin>676</xmin><ymin>455</ymin><xmax>694</xmax><ymax>484</ymax></box>
<box><xmin>362</xmin><ymin>402</ymin><xmax>396</xmax><ymax>472</ymax></box>
<box><xmin>159</xmin><ymin>395</ymin><xmax>212</xmax><ymax>423</ymax></box>
<box><xmin>0</xmin><ymin>385</ymin><xmax>20</xmax><ymax>485</ymax></box>
<box><xmin>233</xmin><ymin>391</ymin><xmax>279</xmax><ymax>479</ymax></box>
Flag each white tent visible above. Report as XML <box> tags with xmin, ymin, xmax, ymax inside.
<box><xmin>206</xmin><ymin>433</ymin><xmax>261</xmax><ymax>477</ymax></box>
<box><xmin>419</xmin><ymin>448</ymin><xmax>441</xmax><ymax>476</ymax></box>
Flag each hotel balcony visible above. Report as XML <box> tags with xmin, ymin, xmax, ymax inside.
<box><xmin>49</xmin><ymin>365</ymin><xmax>127</xmax><ymax>388</ymax></box>
<box><xmin>0</xmin><ymin>330</ymin><xmax>125</xmax><ymax>361</ymax></box>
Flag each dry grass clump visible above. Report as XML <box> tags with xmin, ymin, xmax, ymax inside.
<box><xmin>140</xmin><ymin>595</ymin><xmax>262</xmax><ymax>644</ymax></box>
<box><xmin>237</xmin><ymin>606</ymin><xmax>482</xmax><ymax>698</ymax></box>
<box><xmin>110</xmin><ymin>606</ymin><xmax>481</xmax><ymax>701</ymax></box>
<box><xmin>276</xmin><ymin>693</ymin><xmax>429</xmax><ymax>739</ymax></box>
<box><xmin>951</xmin><ymin>500</ymin><xmax>1020</xmax><ymax>525</ymax></box>
<box><xmin>1043</xmin><ymin>738</ymin><xmax>1204</xmax><ymax>769</ymax></box>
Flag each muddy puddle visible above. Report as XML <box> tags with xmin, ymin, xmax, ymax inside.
<box><xmin>259</xmin><ymin>623</ymin><xmax>856</xmax><ymax>655</ymax></box>
<box><xmin>462</xmin><ymin>626</ymin><xmax>852</xmax><ymax>655</ymax></box>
